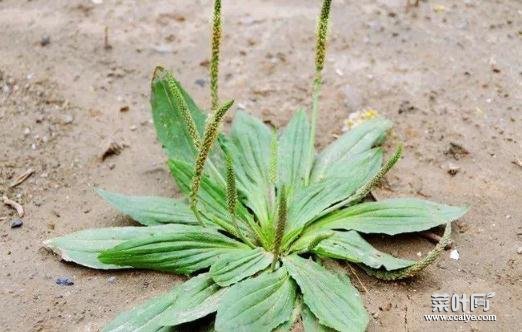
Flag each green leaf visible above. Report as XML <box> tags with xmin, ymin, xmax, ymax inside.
<box><xmin>307</xmin><ymin>198</ymin><xmax>468</xmax><ymax>236</ymax></box>
<box><xmin>168</xmin><ymin>159</ymin><xmax>253</xmax><ymax>236</ymax></box>
<box><xmin>97</xmin><ymin>189</ymin><xmax>197</xmax><ymax>226</ymax></box>
<box><xmin>273</xmin><ymin>297</ymin><xmax>302</xmax><ymax>332</ymax></box>
<box><xmin>311</xmin><ymin>118</ymin><xmax>392</xmax><ymax>182</ymax></box>
<box><xmin>98</xmin><ymin>225</ymin><xmax>248</xmax><ymax>274</ymax></box>
<box><xmin>44</xmin><ymin>225</ymin><xmax>184</xmax><ymax>270</ymax></box>
<box><xmin>227</xmin><ymin>111</ymin><xmax>273</xmax><ymax>226</ymax></box>
<box><xmin>282</xmin><ymin>149</ymin><xmax>382</xmax><ymax>249</ymax></box>
<box><xmin>283</xmin><ymin>255</ymin><xmax>368</xmax><ymax>332</ymax></box>
<box><xmin>301</xmin><ymin>305</ymin><xmax>334</xmax><ymax>332</ymax></box>
<box><xmin>157</xmin><ymin>273</ymin><xmax>227</xmax><ymax>326</ymax></box>
<box><xmin>320</xmin><ymin>147</ymin><xmax>382</xmax><ymax>181</ymax></box>
<box><xmin>104</xmin><ymin>286</ymin><xmax>178</xmax><ymax>332</ymax></box>
<box><xmin>151</xmin><ymin>67</ymin><xmax>206</xmax><ymax>163</ymax></box>
<box><xmin>210</xmin><ymin>247</ymin><xmax>273</xmax><ymax>286</ymax></box>
<box><xmin>312</xmin><ymin>230</ymin><xmax>415</xmax><ymax>270</ymax></box>
<box><xmin>215</xmin><ymin>268</ymin><xmax>297</xmax><ymax>332</ymax></box>
<box><xmin>278</xmin><ymin>110</ymin><xmax>311</xmax><ymax>189</ymax></box>
<box><xmin>287</xmin><ymin>148</ymin><xmax>382</xmax><ymax>227</ymax></box>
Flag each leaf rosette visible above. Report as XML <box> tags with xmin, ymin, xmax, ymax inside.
<box><xmin>44</xmin><ymin>1</ymin><xmax>468</xmax><ymax>331</ymax></box>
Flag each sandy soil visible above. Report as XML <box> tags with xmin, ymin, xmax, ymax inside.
<box><xmin>1</xmin><ymin>0</ymin><xmax>521</xmax><ymax>331</ymax></box>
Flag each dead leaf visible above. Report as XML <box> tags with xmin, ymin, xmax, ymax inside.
<box><xmin>100</xmin><ymin>141</ymin><xmax>127</xmax><ymax>161</ymax></box>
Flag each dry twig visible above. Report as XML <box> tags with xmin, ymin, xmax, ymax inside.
<box><xmin>9</xmin><ymin>168</ymin><xmax>34</xmax><ymax>188</ymax></box>
<box><xmin>2</xmin><ymin>195</ymin><xmax>24</xmax><ymax>217</ymax></box>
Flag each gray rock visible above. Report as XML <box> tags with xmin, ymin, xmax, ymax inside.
<box><xmin>10</xmin><ymin>219</ymin><xmax>23</xmax><ymax>228</ymax></box>
<box><xmin>40</xmin><ymin>36</ymin><xmax>51</xmax><ymax>47</ymax></box>
<box><xmin>56</xmin><ymin>277</ymin><xmax>74</xmax><ymax>286</ymax></box>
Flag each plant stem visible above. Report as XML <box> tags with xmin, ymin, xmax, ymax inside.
<box><xmin>307</xmin><ymin>0</ymin><xmax>332</xmax><ymax>185</ymax></box>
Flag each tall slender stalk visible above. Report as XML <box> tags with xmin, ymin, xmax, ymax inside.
<box><xmin>210</xmin><ymin>0</ymin><xmax>222</xmax><ymax>111</ymax></box>
<box><xmin>307</xmin><ymin>0</ymin><xmax>332</xmax><ymax>184</ymax></box>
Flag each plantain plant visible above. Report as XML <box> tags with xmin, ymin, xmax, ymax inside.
<box><xmin>44</xmin><ymin>1</ymin><xmax>467</xmax><ymax>331</ymax></box>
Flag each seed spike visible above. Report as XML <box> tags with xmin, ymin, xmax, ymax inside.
<box><xmin>220</xmin><ymin>140</ymin><xmax>255</xmax><ymax>247</ymax></box>
<box><xmin>349</xmin><ymin>144</ymin><xmax>402</xmax><ymax>202</ymax></box>
<box><xmin>362</xmin><ymin>222</ymin><xmax>452</xmax><ymax>280</ymax></box>
<box><xmin>271</xmin><ymin>187</ymin><xmax>288</xmax><ymax>270</ymax></box>
<box><xmin>190</xmin><ymin>100</ymin><xmax>234</xmax><ymax>227</ymax></box>
<box><xmin>308</xmin><ymin>0</ymin><xmax>333</xmax><ymax>185</ymax></box>
<box><xmin>307</xmin><ymin>231</ymin><xmax>335</xmax><ymax>252</ymax></box>
<box><xmin>165</xmin><ymin>72</ymin><xmax>201</xmax><ymax>149</ymax></box>
<box><xmin>314</xmin><ymin>0</ymin><xmax>332</xmax><ymax>75</ymax></box>
<box><xmin>210</xmin><ymin>0</ymin><xmax>222</xmax><ymax>111</ymax></box>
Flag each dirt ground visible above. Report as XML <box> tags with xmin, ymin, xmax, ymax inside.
<box><xmin>0</xmin><ymin>0</ymin><xmax>521</xmax><ymax>331</ymax></box>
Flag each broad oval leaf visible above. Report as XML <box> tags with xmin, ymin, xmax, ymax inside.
<box><xmin>97</xmin><ymin>189</ymin><xmax>197</xmax><ymax>226</ymax></box>
<box><xmin>98</xmin><ymin>226</ymin><xmax>248</xmax><ymax>274</ymax></box>
<box><xmin>312</xmin><ymin>230</ymin><xmax>415</xmax><ymax>270</ymax></box>
<box><xmin>320</xmin><ymin>147</ymin><xmax>382</xmax><ymax>181</ymax></box>
<box><xmin>278</xmin><ymin>110</ymin><xmax>311</xmax><ymax>189</ymax></box>
<box><xmin>301</xmin><ymin>305</ymin><xmax>335</xmax><ymax>332</ymax></box>
<box><xmin>103</xmin><ymin>286</ymin><xmax>178</xmax><ymax>332</ymax></box>
<box><xmin>227</xmin><ymin>111</ymin><xmax>273</xmax><ymax>226</ymax></box>
<box><xmin>311</xmin><ymin>117</ymin><xmax>392</xmax><ymax>182</ymax></box>
<box><xmin>44</xmin><ymin>225</ymin><xmax>185</xmax><ymax>270</ymax></box>
<box><xmin>215</xmin><ymin>268</ymin><xmax>297</xmax><ymax>332</ymax></box>
<box><xmin>283</xmin><ymin>255</ymin><xmax>368</xmax><ymax>332</ymax></box>
<box><xmin>307</xmin><ymin>198</ymin><xmax>468</xmax><ymax>236</ymax></box>
<box><xmin>210</xmin><ymin>247</ymin><xmax>273</xmax><ymax>286</ymax></box>
<box><xmin>157</xmin><ymin>273</ymin><xmax>227</xmax><ymax>326</ymax></box>
<box><xmin>151</xmin><ymin>67</ymin><xmax>206</xmax><ymax>163</ymax></box>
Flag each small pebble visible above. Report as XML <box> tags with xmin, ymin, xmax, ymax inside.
<box><xmin>40</xmin><ymin>35</ymin><xmax>51</xmax><ymax>47</ymax></box>
<box><xmin>108</xmin><ymin>276</ymin><xmax>117</xmax><ymax>283</ymax></box>
<box><xmin>447</xmin><ymin>163</ymin><xmax>460</xmax><ymax>176</ymax></box>
<box><xmin>450</xmin><ymin>249</ymin><xmax>460</xmax><ymax>260</ymax></box>
<box><xmin>56</xmin><ymin>277</ymin><xmax>74</xmax><ymax>286</ymax></box>
<box><xmin>517</xmin><ymin>247</ymin><xmax>522</xmax><ymax>254</ymax></box>
<box><xmin>10</xmin><ymin>219</ymin><xmax>23</xmax><ymax>228</ymax></box>
<box><xmin>194</xmin><ymin>79</ymin><xmax>206</xmax><ymax>87</ymax></box>
<box><xmin>63</xmin><ymin>114</ymin><xmax>74</xmax><ymax>124</ymax></box>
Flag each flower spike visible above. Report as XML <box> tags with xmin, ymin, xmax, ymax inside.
<box><xmin>210</xmin><ymin>0</ymin><xmax>222</xmax><ymax>111</ymax></box>
<box><xmin>190</xmin><ymin>100</ymin><xmax>234</xmax><ymax>226</ymax></box>
<box><xmin>271</xmin><ymin>187</ymin><xmax>288</xmax><ymax>270</ymax></box>
<box><xmin>165</xmin><ymin>71</ymin><xmax>201</xmax><ymax>149</ymax></box>
<box><xmin>308</xmin><ymin>0</ymin><xmax>333</xmax><ymax>184</ymax></box>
